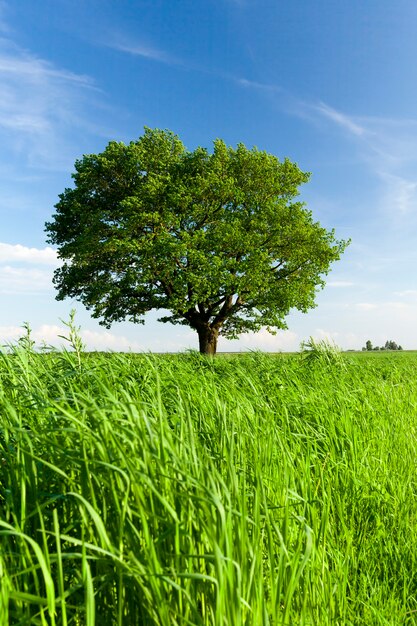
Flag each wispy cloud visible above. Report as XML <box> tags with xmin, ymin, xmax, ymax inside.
<box><xmin>302</xmin><ymin>100</ymin><xmax>417</xmax><ymax>218</ymax></box>
<box><xmin>376</xmin><ymin>171</ymin><xmax>417</xmax><ymax>215</ymax></box>
<box><xmin>111</xmin><ymin>39</ymin><xmax>179</xmax><ymax>65</ymax></box>
<box><xmin>237</xmin><ymin>77</ymin><xmax>283</xmax><ymax>93</ymax></box>
<box><xmin>313</xmin><ymin>102</ymin><xmax>367</xmax><ymax>137</ymax></box>
<box><xmin>0</xmin><ymin>22</ymin><xmax>104</xmax><ymax>170</ymax></box>
<box><xmin>0</xmin><ymin>46</ymin><xmax>92</xmax><ymax>84</ymax></box>
<box><xmin>107</xmin><ymin>35</ymin><xmax>256</xmax><ymax>89</ymax></box>
<box><xmin>235</xmin><ymin>84</ymin><xmax>417</xmax><ymax>221</ymax></box>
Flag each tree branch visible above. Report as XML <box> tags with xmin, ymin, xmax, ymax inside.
<box><xmin>270</xmin><ymin>260</ymin><xmax>284</xmax><ymax>272</ymax></box>
<box><xmin>158</xmin><ymin>277</ymin><xmax>174</xmax><ymax>297</ymax></box>
<box><xmin>272</xmin><ymin>259</ymin><xmax>311</xmax><ymax>279</ymax></box>
<box><xmin>212</xmin><ymin>294</ymin><xmax>234</xmax><ymax>327</ymax></box>
<box><xmin>205</xmin><ymin>294</ymin><xmax>228</xmax><ymax>315</ymax></box>
<box><xmin>193</xmin><ymin>200</ymin><xmax>228</xmax><ymax>231</ymax></box>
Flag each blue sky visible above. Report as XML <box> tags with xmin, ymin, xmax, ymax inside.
<box><xmin>1</xmin><ymin>0</ymin><xmax>417</xmax><ymax>351</ymax></box>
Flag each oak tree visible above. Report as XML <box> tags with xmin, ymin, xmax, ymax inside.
<box><xmin>46</xmin><ymin>128</ymin><xmax>348</xmax><ymax>354</ymax></box>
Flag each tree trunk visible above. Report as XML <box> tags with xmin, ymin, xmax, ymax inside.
<box><xmin>197</xmin><ymin>325</ymin><xmax>219</xmax><ymax>356</ymax></box>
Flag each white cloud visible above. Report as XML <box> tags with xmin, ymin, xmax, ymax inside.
<box><xmin>376</xmin><ymin>171</ymin><xmax>417</xmax><ymax>215</ymax></box>
<box><xmin>238</xmin><ymin>89</ymin><xmax>417</xmax><ymax>226</ymax></box>
<box><xmin>301</xmin><ymin>329</ymin><xmax>376</xmax><ymax>351</ymax></box>
<box><xmin>80</xmin><ymin>328</ymin><xmax>143</xmax><ymax>351</ymax></box>
<box><xmin>224</xmin><ymin>328</ymin><xmax>298</xmax><ymax>352</ymax></box>
<box><xmin>302</xmin><ymin>100</ymin><xmax>417</xmax><ymax>224</ymax></box>
<box><xmin>0</xmin><ymin>243</ymin><xmax>60</xmax><ymax>293</ymax></box>
<box><xmin>355</xmin><ymin>300</ymin><xmax>413</xmax><ymax>315</ymax></box>
<box><xmin>237</xmin><ymin>78</ymin><xmax>282</xmax><ymax>93</ymax></box>
<box><xmin>108</xmin><ymin>35</ymin><xmax>249</xmax><ymax>84</ymax></box>
<box><xmin>0</xmin><ymin>242</ymin><xmax>62</xmax><ymax>293</ymax></box>
<box><xmin>0</xmin><ymin>322</ymin><xmax>146</xmax><ymax>351</ymax></box>
<box><xmin>318</xmin><ymin>102</ymin><xmax>417</xmax><ymax>179</ymax></box>
<box><xmin>0</xmin><ymin>242</ymin><xmax>58</xmax><ymax>264</ymax></box>
<box><xmin>233</xmin><ymin>82</ymin><xmax>417</xmax><ymax>226</ymax></box>
<box><xmin>395</xmin><ymin>289</ymin><xmax>417</xmax><ymax>298</ymax></box>
<box><xmin>308</xmin><ymin>328</ymin><xmax>341</xmax><ymax>345</ymax></box>
<box><xmin>336</xmin><ymin>332</ymin><xmax>362</xmax><ymax>350</ymax></box>
<box><xmin>383</xmin><ymin>301</ymin><xmax>409</xmax><ymax>311</ymax></box>
<box><xmin>0</xmin><ymin>324</ymin><xmax>22</xmax><ymax>342</ymax></box>
<box><xmin>111</xmin><ymin>40</ymin><xmax>176</xmax><ymax>64</ymax></box>
<box><xmin>350</xmin><ymin>300</ymin><xmax>417</xmax><ymax>349</ymax></box>
<box><xmin>125</xmin><ymin>44</ymin><xmax>159</xmax><ymax>60</ymax></box>
<box><xmin>33</xmin><ymin>324</ymin><xmax>65</xmax><ymax>345</ymax></box>
<box><xmin>0</xmin><ymin>48</ymin><xmax>91</xmax><ymax>85</ymax></box>
<box><xmin>19</xmin><ymin>325</ymin><xmax>143</xmax><ymax>352</ymax></box>
<box><xmin>0</xmin><ymin>265</ymin><xmax>54</xmax><ymax>293</ymax></box>
<box><xmin>355</xmin><ymin>302</ymin><xmax>378</xmax><ymax>311</ymax></box>
<box><xmin>0</xmin><ymin>30</ymin><xmax>100</xmax><ymax>169</ymax></box>
<box><xmin>313</xmin><ymin>102</ymin><xmax>367</xmax><ymax>137</ymax></box>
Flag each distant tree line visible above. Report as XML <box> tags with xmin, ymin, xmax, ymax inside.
<box><xmin>363</xmin><ymin>340</ymin><xmax>403</xmax><ymax>351</ymax></box>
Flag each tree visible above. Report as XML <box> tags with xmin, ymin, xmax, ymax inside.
<box><xmin>45</xmin><ymin>128</ymin><xmax>349</xmax><ymax>355</ymax></box>
<box><xmin>365</xmin><ymin>339</ymin><xmax>373</xmax><ymax>351</ymax></box>
<box><xmin>384</xmin><ymin>340</ymin><xmax>402</xmax><ymax>351</ymax></box>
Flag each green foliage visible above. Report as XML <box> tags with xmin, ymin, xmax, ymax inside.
<box><xmin>45</xmin><ymin>127</ymin><xmax>348</xmax><ymax>353</ymax></box>
<box><xmin>364</xmin><ymin>339</ymin><xmax>404</xmax><ymax>352</ymax></box>
<box><xmin>384</xmin><ymin>340</ymin><xmax>402</xmax><ymax>351</ymax></box>
<box><xmin>1</xmin><ymin>347</ymin><xmax>417</xmax><ymax>624</ymax></box>
<box><xmin>58</xmin><ymin>309</ymin><xmax>86</xmax><ymax>371</ymax></box>
<box><xmin>17</xmin><ymin>321</ymin><xmax>36</xmax><ymax>352</ymax></box>
<box><xmin>300</xmin><ymin>336</ymin><xmax>344</xmax><ymax>368</ymax></box>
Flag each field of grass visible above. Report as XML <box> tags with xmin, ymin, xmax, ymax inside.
<box><xmin>1</xmin><ymin>340</ymin><xmax>417</xmax><ymax>625</ymax></box>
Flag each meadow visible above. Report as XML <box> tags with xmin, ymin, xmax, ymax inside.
<box><xmin>1</xmin><ymin>337</ymin><xmax>417</xmax><ymax>625</ymax></box>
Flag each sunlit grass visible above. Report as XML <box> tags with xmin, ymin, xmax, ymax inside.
<box><xmin>1</xmin><ymin>336</ymin><xmax>417</xmax><ymax>624</ymax></box>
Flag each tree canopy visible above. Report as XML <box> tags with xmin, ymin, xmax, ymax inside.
<box><xmin>363</xmin><ymin>339</ymin><xmax>403</xmax><ymax>351</ymax></box>
<box><xmin>45</xmin><ymin>128</ymin><xmax>348</xmax><ymax>354</ymax></box>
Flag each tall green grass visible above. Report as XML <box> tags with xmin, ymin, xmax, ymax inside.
<box><xmin>0</xmin><ymin>338</ymin><xmax>417</xmax><ymax>624</ymax></box>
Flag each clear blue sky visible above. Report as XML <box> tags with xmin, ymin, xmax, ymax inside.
<box><xmin>1</xmin><ymin>0</ymin><xmax>416</xmax><ymax>351</ymax></box>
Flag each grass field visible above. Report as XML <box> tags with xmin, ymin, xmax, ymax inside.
<box><xmin>1</xmin><ymin>338</ymin><xmax>417</xmax><ymax>625</ymax></box>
